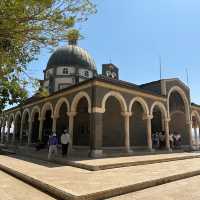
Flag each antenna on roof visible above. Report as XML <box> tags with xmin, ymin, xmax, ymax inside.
<box><xmin>185</xmin><ymin>68</ymin><xmax>189</xmax><ymax>86</ymax></box>
<box><xmin>159</xmin><ymin>55</ymin><xmax>162</xmax><ymax>80</ymax></box>
<box><xmin>109</xmin><ymin>57</ymin><xmax>112</xmax><ymax>63</ymax></box>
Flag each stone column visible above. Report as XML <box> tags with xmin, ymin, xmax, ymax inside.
<box><xmin>1</xmin><ymin>121</ymin><xmax>6</xmax><ymax>144</ymax></box>
<box><xmin>121</xmin><ymin>112</ymin><xmax>132</xmax><ymax>153</ymax></box>
<box><xmin>89</xmin><ymin>111</ymin><xmax>104</xmax><ymax>158</ymax></box>
<box><xmin>145</xmin><ymin>115</ymin><xmax>153</xmax><ymax>151</ymax></box>
<box><xmin>194</xmin><ymin>127</ymin><xmax>198</xmax><ymax>149</ymax></box>
<box><xmin>12</xmin><ymin>121</ymin><xmax>17</xmax><ymax>144</ymax></box>
<box><xmin>164</xmin><ymin>118</ymin><xmax>171</xmax><ymax>151</ymax></box>
<box><xmin>198</xmin><ymin>127</ymin><xmax>200</xmax><ymax>150</ymax></box>
<box><xmin>52</xmin><ymin>116</ymin><xmax>58</xmax><ymax>132</ymax></box>
<box><xmin>28</xmin><ymin>120</ymin><xmax>33</xmax><ymax>145</ymax></box>
<box><xmin>38</xmin><ymin>117</ymin><xmax>44</xmax><ymax>141</ymax></box>
<box><xmin>7</xmin><ymin>123</ymin><xmax>10</xmax><ymax>143</ymax></box>
<box><xmin>19</xmin><ymin>120</ymin><xmax>23</xmax><ymax>144</ymax></box>
<box><xmin>187</xmin><ymin>120</ymin><xmax>193</xmax><ymax>150</ymax></box>
<box><xmin>67</xmin><ymin>112</ymin><xmax>77</xmax><ymax>153</ymax></box>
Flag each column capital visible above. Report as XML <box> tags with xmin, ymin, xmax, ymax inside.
<box><xmin>121</xmin><ymin>112</ymin><xmax>132</xmax><ymax>117</ymax></box>
<box><xmin>143</xmin><ymin>115</ymin><xmax>153</xmax><ymax>120</ymax></box>
<box><xmin>164</xmin><ymin>118</ymin><xmax>171</xmax><ymax>122</ymax></box>
<box><xmin>67</xmin><ymin>112</ymin><xmax>77</xmax><ymax>117</ymax></box>
<box><xmin>28</xmin><ymin>119</ymin><xmax>33</xmax><ymax>123</ymax></box>
<box><xmin>51</xmin><ymin>115</ymin><xmax>59</xmax><ymax>119</ymax></box>
<box><xmin>92</xmin><ymin>107</ymin><xmax>105</xmax><ymax>113</ymax></box>
<box><xmin>39</xmin><ymin>117</ymin><xmax>45</xmax><ymax>121</ymax></box>
<box><xmin>186</xmin><ymin>120</ymin><xmax>193</xmax><ymax>125</ymax></box>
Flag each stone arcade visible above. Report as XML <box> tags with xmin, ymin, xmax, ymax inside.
<box><xmin>1</xmin><ymin>41</ymin><xmax>200</xmax><ymax>158</ymax></box>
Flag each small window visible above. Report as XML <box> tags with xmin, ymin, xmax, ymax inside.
<box><xmin>84</xmin><ymin>71</ymin><xmax>89</xmax><ymax>77</ymax></box>
<box><xmin>106</xmin><ymin>71</ymin><xmax>112</xmax><ymax>77</ymax></box>
<box><xmin>63</xmin><ymin>68</ymin><xmax>68</xmax><ymax>74</ymax></box>
<box><xmin>46</xmin><ymin>71</ymin><xmax>50</xmax><ymax>79</ymax></box>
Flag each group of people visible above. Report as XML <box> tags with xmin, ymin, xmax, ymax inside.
<box><xmin>152</xmin><ymin>131</ymin><xmax>182</xmax><ymax>149</ymax></box>
<box><xmin>36</xmin><ymin>129</ymin><xmax>71</xmax><ymax>160</ymax></box>
<box><xmin>169</xmin><ymin>132</ymin><xmax>182</xmax><ymax>149</ymax></box>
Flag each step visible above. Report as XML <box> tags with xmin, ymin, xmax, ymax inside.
<box><xmin>1</xmin><ymin>156</ymin><xmax>200</xmax><ymax>199</ymax></box>
<box><xmin>15</xmin><ymin>149</ymin><xmax>200</xmax><ymax>171</ymax></box>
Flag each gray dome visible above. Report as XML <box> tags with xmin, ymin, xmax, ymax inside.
<box><xmin>46</xmin><ymin>45</ymin><xmax>96</xmax><ymax>71</ymax></box>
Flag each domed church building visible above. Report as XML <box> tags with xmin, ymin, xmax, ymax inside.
<box><xmin>1</xmin><ymin>40</ymin><xmax>200</xmax><ymax>158</ymax></box>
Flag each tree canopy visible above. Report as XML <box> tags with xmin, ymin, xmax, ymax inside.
<box><xmin>0</xmin><ymin>0</ymin><xmax>96</xmax><ymax>112</ymax></box>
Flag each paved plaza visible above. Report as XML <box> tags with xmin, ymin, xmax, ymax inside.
<box><xmin>107</xmin><ymin>175</ymin><xmax>200</xmax><ymax>200</ymax></box>
<box><xmin>0</xmin><ymin>153</ymin><xmax>200</xmax><ymax>199</ymax></box>
<box><xmin>0</xmin><ymin>170</ymin><xmax>55</xmax><ymax>200</ymax></box>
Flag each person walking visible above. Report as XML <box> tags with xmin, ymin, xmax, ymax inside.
<box><xmin>61</xmin><ymin>129</ymin><xmax>71</xmax><ymax>157</ymax></box>
<box><xmin>48</xmin><ymin>131</ymin><xmax>58</xmax><ymax>160</ymax></box>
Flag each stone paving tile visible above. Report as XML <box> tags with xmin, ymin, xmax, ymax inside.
<box><xmin>0</xmin><ymin>170</ymin><xmax>55</xmax><ymax>200</ymax></box>
<box><xmin>107</xmin><ymin>175</ymin><xmax>200</xmax><ymax>200</ymax></box>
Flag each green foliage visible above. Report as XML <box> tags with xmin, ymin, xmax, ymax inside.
<box><xmin>0</xmin><ymin>0</ymin><xmax>96</xmax><ymax>111</ymax></box>
<box><xmin>67</xmin><ymin>29</ymin><xmax>81</xmax><ymax>41</ymax></box>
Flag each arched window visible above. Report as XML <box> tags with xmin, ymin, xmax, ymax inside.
<box><xmin>63</xmin><ymin>68</ymin><xmax>68</xmax><ymax>75</ymax></box>
<box><xmin>84</xmin><ymin>71</ymin><xmax>89</xmax><ymax>77</ymax></box>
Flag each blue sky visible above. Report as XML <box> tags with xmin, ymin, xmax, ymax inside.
<box><xmin>28</xmin><ymin>0</ymin><xmax>200</xmax><ymax>104</ymax></box>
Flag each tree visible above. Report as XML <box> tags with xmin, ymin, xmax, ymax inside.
<box><xmin>0</xmin><ymin>0</ymin><xmax>96</xmax><ymax>111</ymax></box>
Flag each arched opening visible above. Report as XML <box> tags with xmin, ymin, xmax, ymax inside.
<box><xmin>32</xmin><ymin>112</ymin><xmax>40</xmax><ymax>143</ymax></box>
<box><xmin>191</xmin><ymin>113</ymin><xmax>200</xmax><ymax>148</ymax></box>
<box><xmin>8</xmin><ymin>117</ymin><xmax>14</xmax><ymax>143</ymax></box>
<box><xmin>103</xmin><ymin>96</ymin><xmax>124</xmax><ymax>147</ymax></box>
<box><xmin>56</xmin><ymin>103</ymin><xmax>69</xmax><ymax>143</ymax></box>
<box><xmin>130</xmin><ymin>102</ymin><xmax>147</xmax><ymax>149</ymax></box>
<box><xmin>21</xmin><ymin>112</ymin><xmax>29</xmax><ymax>145</ymax></box>
<box><xmin>0</xmin><ymin>119</ymin><xmax>3</xmax><ymax>138</ymax></box>
<box><xmin>73</xmin><ymin>97</ymin><xmax>90</xmax><ymax>146</ymax></box>
<box><xmin>169</xmin><ymin>91</ymin><xmax>188</xmax><ymax>145</ymax></box>
<box><xmin>42</xmin><ymin>110</ymin><xmax>53</xmax><ymax>145</ymax></box>
<box><xmin>14</xmin><ymin>114</ymin><xmax>21</xmax><ymax>143</ymax></box>
<box><xmin>151</xmin><ymin>104</ymin><xmax>166</xmax><ymax>150</ymax></box>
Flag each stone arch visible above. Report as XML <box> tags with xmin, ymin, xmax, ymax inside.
<box><xmin>41</xmin><ymin>102</ymin><xmax>54</xmax><ymax>119</ymax></box>
<box><xmin>191</xmin><ymin>110</ymin><xmax>200</xmax><ymax>147</ymax></box>
<box><xmin>30</xmin><ymin>106</ymin><xmax>41</xmax><ymax>143</ymax></box>
<box><xmin>54</xmin><ymin>97</ymin><xmax>70</xmax><ymax>118</ymax></box>
<box><xmin>14</xmin><ymin>111</ymin><xmax>21</xmax><ymax>121</ymax></box>
<box><xmin>167</xmin><ymin>86</ymin><xmax>190</xmax><ymax>122</ymax></box>
<box><xmin>41</xmin><ymin>102</ymin><xmax>54</xmax><ymax>143</ymax></box>
<box><xmin>55</xmin><ymin>97</ymin><xmax>70</xmax><ymax>143</ymax></box>
<box><xmin>129</xmin><ymin>97</ymin><xmax>150</xmax><ymax>148</ymax></box>
<box><xmin>21</xmin><ymin>109</ymin><xmax>31</xmax><ymax>145</ymax></box>
<box><xmin>14</xmin><ymin>111</ymin><xmax>22</xmax><ymax>143</ymax></box>
<box><xmin>102</xmin><ymin>92</ymin><xmax>127</xmax><ymax>147</ymax></box>
<box><xmin>22</xmin><ymin>109</ymin><xmax>30</xmax><ymax>122</ymax></box>
<box><xmin>73</xmin><ymin>95</ymin><xmax>91</xmax><ymax>146</ymax></box>
<box><xmin>31</xmin><ymin>106</ymin><xmax>41</xmax><ymax>121</ymax></box>
<box><xmin>129</xmin><ymin>97</ymin><xmax>149</xmax><ymax>115</ymax></box>
<box><xmin>150</xmin><ymin>101</ymin><xmax>168</xmax><ymax>119</ymax></box>
<box><xmin>8</xmin><ymin>113</ymin><xmax>15</xmax><ymax>126</ymax></box>
<box><xmin>150</xmin><ymin>101</ymin><xmax>168</xmax><ymax>149</ymax></box>
<box><xmin>71</xmin><ymin>91</ymin><xmax>92</xmax><ymax>113</ymax></box>
<box><xmin>7</xmin><ymin>114</ymin><xmax>15</xmax><ymax>141</ymax></box>
<box><xmin>101</xmin><ymin>91</ymin><xmax>127</xmax><ymax>113</ymax></box>
<box><xmin>168</xmin><ymin>86</ymin><xmax>190</xmax><ymax>146</ymax></box>
<box><xmin>191</xmin><ymin>110</ymin><xmax>200</xmax><ymax>124</ymax></box>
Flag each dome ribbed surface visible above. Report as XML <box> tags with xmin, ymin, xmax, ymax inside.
<box><xmin>46</xmin><ymin>45</ymin><xmax>96</xmax><ymax>70</ymax></box>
